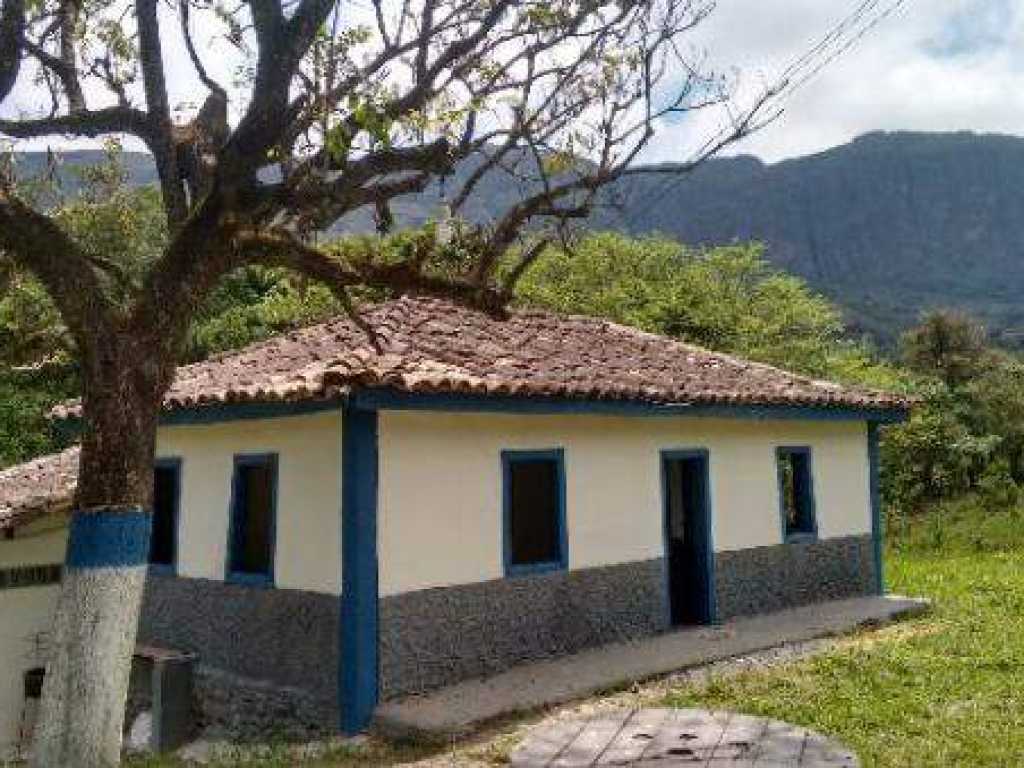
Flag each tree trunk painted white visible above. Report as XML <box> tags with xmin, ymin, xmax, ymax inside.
<box><xmin>31</xmin><ymin>509</ymin><xmax>152</xmax><ymax>768</ymax></box>
<box><xmin>29</xmin><ymin>346</ymin><xmax>165</xmax><ymax>767</ymax></box>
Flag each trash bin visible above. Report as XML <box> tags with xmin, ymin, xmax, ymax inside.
<box><xmin>131</xmin><ymin>646</ymin><xmax>197</xmax><ymax>753</ymax></box>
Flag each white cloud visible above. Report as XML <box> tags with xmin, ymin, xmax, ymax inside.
<box><xmin>644</xmin><ymin>0</ymin><xmax>1024</xmax><ymax>163</ymax></box>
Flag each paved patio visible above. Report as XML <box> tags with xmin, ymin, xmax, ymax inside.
<box><xmin>510</xmin><ymin>708</ymin><xmax>859</xmax><ymax>766</ymax></box>
<box><xmin>374</xmin><ymin>595</ymin><xmax>928</xmax><ymax>742</ymax></box>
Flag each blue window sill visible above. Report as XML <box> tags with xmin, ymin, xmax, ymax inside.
<box><xmin>505</xmin><ymin>560</ymin><xmax>567</xmax><ymax>578</ymax></box>
<box><xmin>226</xmin><ymin>571</ymin><xmax>275</xmax><ymax>588</ymax></box>
<box><xmin>784</xmin><ymin>531</ymin><xmax>818</xmax><ymax>544</ymax></box>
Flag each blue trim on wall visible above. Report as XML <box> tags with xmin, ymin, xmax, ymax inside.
<box><xmin>224</xmin><ymin>453</ymin><xmax>278</xmax><ymax>588</ymax></box>
<box><xmin>340</xmin><ymin>406</ymin><xmax>379</xmax><ymax>735</ymax></box>
<box><xmin>58</xmin><ymin>399</ymin><xmax>345</xmax><ymax>433</ymax></box>
<box><xmin>66</xmin><ymin>507</ymin><xmax>153</xmax><ymax>569</ymax></box>
<box><xmin>660</xmin><ymin>449</ymin><xmax>717</xmax><ymax>626</ymax></box>
<box><xmin>501</xmin><ymin>449</ymin><xmax>568</xmax><ymax>577</ymax></box>
<box><xmin>867</xmin><ymin>422</ymin><xmax>884</xmax><ymax>595</ymax></box>
<box><xmin>351</xmin><ymin>388</ymin><xmax>908</xmax><ymax>424</ymax></box>
<box><xmin>56</xmin><ymin>388</ymin><xmax>907</xmax><ymax>438</ymax></box>
<box><xmin>161</xmin><ymin>399</ymin><xmax>344</xmax><ymax>426</ymax></box>
<box><xmin>149</xmin><ymin>457</ymin><xmax>183</xmax><ymax>577</ymax></box>
<box><xmin>776</xmin><ymin>446</ymin><xmax>818</xmax><ymax>543</ymax></box>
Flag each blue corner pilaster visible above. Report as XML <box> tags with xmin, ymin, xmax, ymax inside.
<box><xmin>66</xmin><ymin>507</ymin><xmax>152</xmax><ymax>569</ymax></box>
<box><xmin>867</xmin><ymin>422</ymin><xmax>884</xmax><ymax>595</ymax></box>
<box><xmin>340</xmin><ymin>406</ymin><xmax>379</xmax><ymax>735</ymax></box>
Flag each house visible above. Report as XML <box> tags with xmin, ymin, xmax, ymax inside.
<box><xmin>0</xmin><ymin>295</ymin><xmax>909</xmax><ymax>752</ymax></box>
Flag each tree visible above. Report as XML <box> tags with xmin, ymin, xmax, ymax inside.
<box><xmin>0</xmin><ymin>0</ymin><xmax>789</xmax><ymax>763</ymax></box>
<box><xmin>901</xmin><ymin>309</ymin><xmax>990</xmax><ymax>389</ymax></box>
<box><xmin>517</xmin><ymin>233</ymin><xmax>853</xmax><ymax>377</ymax></box>
<box><xmin>966</xmin><ymin>359</ymin><xmax>1024</xmax><ymax>483</ymax></box>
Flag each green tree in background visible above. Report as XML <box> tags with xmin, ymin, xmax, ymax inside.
<box><xmin>901</xmin><ymin>309</ymin><xmax>990</xmax><ymax>388</ymax></box>
<box><xmin>515</xmin><ymin>231</ymin><xmax>901</xmax><ymax>385</ymax></box>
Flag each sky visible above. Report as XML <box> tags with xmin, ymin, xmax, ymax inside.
<box><xmin>4</xmin><ymin>0</ymin><xmax>1024</xmax><ymax>164</ymax></box>
<box><xmin>652</xmin><ymin>0</ymin><xmax>1024</xmax><ymax>163</ymax></box>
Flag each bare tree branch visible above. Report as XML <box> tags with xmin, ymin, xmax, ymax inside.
<box><xmin>137</xmin><ymin>0</ymin><xmax>189</xmax><ymax>224</ymax></box>
<box><xmin>0</xmin><ymin>0</ymin><xmax>24</xmax><ymax>100</ymax></box>
<box><xmin>58</xmin><ymin>0</ymin><xmax>85</xmax><ymax>111</ymax></box>
<box><xmin>179</xmin><ymin>0</ymin><xmax>228</xmax><ymax>101</ymax></box>
<box><xmin>0</xmin><ymin>192</ymin><xmax>110</xmax><ymax>349</ymax></box>
<box><xmin>0</xmin><ymin>107</ymin><xmax>152</xmax><ymax>141</ymax></box>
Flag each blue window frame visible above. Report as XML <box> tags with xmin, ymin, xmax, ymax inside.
<box><xmin>150</xmin><ymin>458</ymin><xmax>182</xmax><ymax>573</ymax></box>
<box><xmin>776</xmin><ymin>446</ymin><xmax>817</xmax><ymax>541</ymax></box>
<box><xmin>226</xmin><ymin>453</ymin><xmax>278</xmax><ymax>586</ymax></box>
<box><xmin>502</xmin><ymin>449</ymin><xmax>567</xmax><ymax>576</ymax></box>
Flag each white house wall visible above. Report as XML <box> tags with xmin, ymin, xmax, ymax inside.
<box><xmin>0</xmin><ymin>523</ymin><xmax>66</xmax><ymax>759</ymax></box>
<box><xmin>155</xmin><ymin>410</ymin><xmax>343</xmax><ymax>595</ymax></box>
<box><xmin>377</xmin><ymin>411</ymin><xmax>871</xmax><ymax>597</ymax></box>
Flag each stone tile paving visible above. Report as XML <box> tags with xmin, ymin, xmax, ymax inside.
<box><xmin>510</xmin><ymin>709</ymin><xmax>858</xmax><ymax>767</ymax></box>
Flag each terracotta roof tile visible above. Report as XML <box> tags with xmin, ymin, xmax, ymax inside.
<box><xmin>0</xmin><ymin>447</ymin><xmax>79</xmax><ymax>531</ymax></box>
<box><xmin>50</xmin><ymin>295</ymin><xmax>908</xmax><ymax>419</ymax></box>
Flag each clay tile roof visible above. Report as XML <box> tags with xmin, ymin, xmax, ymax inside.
<box><xmin>51</xmin><ymin>295</ymin><xmax>910</xmax><ymax>419</ymax></box>
<box><xmin>0</xmin><ymin>446</ymin><xmax>79</xmax><ymax>531</ymax></box>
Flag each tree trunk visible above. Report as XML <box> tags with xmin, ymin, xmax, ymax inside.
<box><xmin>32</xmin><ymin>341</ymin><xmax>166</xmax><ymax>768</ymax></box>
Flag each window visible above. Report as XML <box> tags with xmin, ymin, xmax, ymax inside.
<box><xmin>502</xmin><ymin>450</ymin><xmax>567</xmax><ymax>575</ymax></box>
<box><xmin>777</xmin><ymin>447</ymin><xmax>816</xmax><ymax>540</ymax></box>
<box><xmin>149</xmin><ymin>459</ymin><xmax>181</xmax><ymax>571</ymax></box>
<box><xmin>227</xmin><ymin>454</ymin><xmax>278</xmax><ymax>585</ymax></box>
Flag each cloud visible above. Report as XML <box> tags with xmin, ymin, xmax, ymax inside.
<box><xmin>923</xmin><ymin>0</ymin><xmax>1016</xmax><ymax>58</ymax></box>
<box><xmin>644</xmin><ymin>0</ymin><xmax>1024</xmax><ymax>163</ymax></box>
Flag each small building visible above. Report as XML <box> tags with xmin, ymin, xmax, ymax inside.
<box><xmin>0</xmin><ymin>296</ymin><xmax>908</xmax><ymax>750</ymax></box>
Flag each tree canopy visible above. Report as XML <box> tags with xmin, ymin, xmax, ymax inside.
<box><xmin>517</xmin><ymin>231</ymin><xmax>882</xmax><ymax>380</ymax></box>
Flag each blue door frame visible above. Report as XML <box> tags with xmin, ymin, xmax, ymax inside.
<box><xmin>660</xmin><ymin>449</ymin><xmax>717</xmax><ymax>626</ymax></box>
<box><xmin>340</xmin><ymin>406</ymin><xmax>379</xmax><ymax>734</ymax></box>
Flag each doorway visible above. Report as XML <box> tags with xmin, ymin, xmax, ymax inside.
<box><xmin>662</xmin><ymin>451</ymin><xmax>715</xmax><ymax>627</ymax></box>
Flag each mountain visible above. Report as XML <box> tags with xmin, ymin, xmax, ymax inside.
<box><xmin>604</xmin><ymin>131</ymin><xmax>1024</xmax><ymax>346</ymax></box>
<box><xmin>10</xmin><ymin>150</ymin><xmax>159</xmax><ymax>198</ymax></box>
<box><xmin>18</xmin><ymin>130</ymin><xmax>1024</xmax><ymax>345</ymax></box>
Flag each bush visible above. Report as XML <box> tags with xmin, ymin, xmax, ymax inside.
<box><xmin>977</xmin><ymin>459</ymin><xmax>1021</xmax><ymax>510</ymax></box>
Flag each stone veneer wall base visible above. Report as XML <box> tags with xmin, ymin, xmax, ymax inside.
<box><xmin>378</xmin><ymin>558</ymin><xmax>668</xmax><ymax>700</ymax></box>
<box><xmin>714</xmin><ymin>534</ymin><xmax>877</xmax><ymax>620</ymax></box>
<box><xmin>138</xmin><ymin>574</ymin><xmax>340</xmax><ymax>740</ymax></box>
<box><xmin>133</xmin><ymin>534</ymin><xmax>877</xmax><ymax>737</ymax></box>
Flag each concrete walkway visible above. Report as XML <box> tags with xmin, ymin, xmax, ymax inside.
<box><xmin>374</xmin><ymin>595</ymin><xmax>928</xmax><ymax>742</ymax></box>
<box><xmin>510</xmin><ymin>708</ymin><xmax>859</xmax><ymax>766</ymax></box>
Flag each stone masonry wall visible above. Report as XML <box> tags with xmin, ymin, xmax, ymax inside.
<box><xmin>715</xmin><ymin>534</ymin><xmax>877</xmax><ymax>620</ymax></box>
<box><xmin>138</xmin><ymin>574</ymin><xmax>340</xmax><ymax>738</ymax></box>
<box><xmin>378</xmin><ymin>558</ymin><xmax>667</xmax><ymax>699</ymax></box>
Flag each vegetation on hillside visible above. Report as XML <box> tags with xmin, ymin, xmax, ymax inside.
<box><xmin>515</xmin><ymin>231</ymin><xmax>905</xmax><ymax>386</ymax></box>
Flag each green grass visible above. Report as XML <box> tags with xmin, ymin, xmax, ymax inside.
<box><xmin>661</xmin><ymin>498</ymin><xmax>1024</xmax><ymax>767</ymax></box>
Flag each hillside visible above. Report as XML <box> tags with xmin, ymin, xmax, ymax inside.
<box><xmin>606</xmin><ymin>131</ymin><xmax>1024</xmax><ymax>345</ymax></box>
<box><xmin>18</xmin><ymin>130</ymin><xmax>1024</xmax><ymax>345</ymax></box>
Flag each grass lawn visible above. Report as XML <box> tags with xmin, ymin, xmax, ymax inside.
<box><xmin>662</xmin><ymin>501</ymin><xmax>1024</xmax><ymax>767</ymax></box>
<box><xmin>128</xmin><ymin>499</ymin><xmax>1024</xmax><ymax>767</ymax></box>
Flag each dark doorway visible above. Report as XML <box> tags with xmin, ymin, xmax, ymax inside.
<box><xmin>662</xmin><ymin>451</ymin><xmax>715</xmax><ymax>627</ymax></box>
